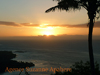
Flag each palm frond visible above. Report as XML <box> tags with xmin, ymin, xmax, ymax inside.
<box><xmin>45</xmin><ymin>0</ymin><xmax>81</xmax><ymax>13</ymax></box>
<box><xmin>45</xmin><ymin>5</ymin><xmax>60</xmax><ymax>13</ymax></box>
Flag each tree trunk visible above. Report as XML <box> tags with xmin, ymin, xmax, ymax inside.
<box><xmin>88</xmin><ymin>18</ymin><xmax>95</xmax><ymax>75</ymax></box>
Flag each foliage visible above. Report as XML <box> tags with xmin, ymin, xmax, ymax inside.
<box><xmin>46</xmin><ymin>0</ymin><xmax>100</xmax><ymax>19</ymax></box>
<box><xmin>0</xmin><ymin>51</ymin><xmax>34</xmax><ymax>74</ymax></box>
<box><xmin>51</xmin><ymin>61</ymin><xmax>100</xmax><ymax>75</ymax></box>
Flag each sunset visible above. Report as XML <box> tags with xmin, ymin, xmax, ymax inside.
<box><xmin>0</xmin><ymin>0</ymin><xmax>100</xmax><ymax>75</ymax></box>
<box><xmin>0</xmin><ymin>0</ymin><xmax>100</xmax><ymax>37</ymax></box>
<box><xmin>0</xmin><ymin>20</ymin><xmax>100</xmax><ymax>37</ymax></box>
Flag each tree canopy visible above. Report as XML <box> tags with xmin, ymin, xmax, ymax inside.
<box><xmin>46</xmin><ymin>0</ymin><xmax>100</xmax><ymax>19</ymax></box>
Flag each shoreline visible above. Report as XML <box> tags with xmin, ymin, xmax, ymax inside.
<box><xmin>0</xmin><ymin>51</ymin><xmax>35</xmax><ymax>74</ymax></box>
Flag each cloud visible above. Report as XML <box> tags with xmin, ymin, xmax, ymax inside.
<box><xmin>0</xmin><ymin>21</ymin><xmax>39</xmax><ymax>27</ymax></box>
<box><xmin>0</xmin><ymin>21</ymin><xmax>20</xmax><ymax>27</ymax></box>
<box><xmin>0</xmin><ymin>21</ymin><xmax>100</xmax><ymax>28</ymax></box>
<box><xmin>47</xmin><ymin>21</ymin><xmax>100</xmax><ymax>28</ymax></box>
<box><xmin>21</xmin><ymin>23</ymin><xmax>39</xmax><ymax>27</ymax></box>
<box><xmin>68</xmin><ymin>21</ymin><xmax>100</xmax><ymax>28</ymax></box>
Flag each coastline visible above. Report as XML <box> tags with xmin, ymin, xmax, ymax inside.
<box><xmin>0</xmin><ymin>51</ymin><xmax>35</xmax><ymax>74</ymax></box>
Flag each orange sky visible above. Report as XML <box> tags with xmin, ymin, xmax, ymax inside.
<box><xmin>0</xmin><ymin>21</ymin><xmax>100</xmax><ymax>37</ymax></box>
<box><xmin>0</xmin><ymin>0</ymin><xmax>100</xmax><ymax>37</ymax></box>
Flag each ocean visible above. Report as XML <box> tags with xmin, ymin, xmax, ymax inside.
<box><xmin>0</xmin><ymin>39</ymin><xmax>100</xmax><ymax>75</ymax></box>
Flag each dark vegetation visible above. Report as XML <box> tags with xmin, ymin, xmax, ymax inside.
<box><xmin>0</xmin><ymin>51</ymin><xmax>35</xmax><ymax>74</ymax></box>
<box><xmin>51</xmin><ymin>61</ymin><xmax>100</xmax><ymax>75</ymax></box>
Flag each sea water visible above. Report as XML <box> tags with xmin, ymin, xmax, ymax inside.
<box><xmin>0</xmin><ymin>39</ymin><xmax>100</xmax><ymax>75</ymax></box>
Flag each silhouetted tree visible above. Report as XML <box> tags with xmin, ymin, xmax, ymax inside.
<box><xmin>45</xmin><ymin>0</ymin><xmax>100</xmax><ymax>75</ymax></box>
<box><xmin>51</xmin><ymin>61</ymin><xmax>100</xmax><ymax>75</ymax></box>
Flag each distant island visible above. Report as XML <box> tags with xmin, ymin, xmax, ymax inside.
<box><xmin>0</xmin><ymin>35</ymin><xmax>100</xmax><ymax>40</ymax></box>
<box><xmin>0</xmin><ymin>51</ymin><xmax>35</xmax><ymax>74</ymax></box>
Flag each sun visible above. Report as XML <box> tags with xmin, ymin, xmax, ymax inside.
<box><xmin>39</xmin><ymin>24</ymin><xmax>56</xmax><ymax>36</ymax></box>
<box><xmin>43</xmin><ymin>32</ymin><xmax>51</xmax><ymax>36</ymax></box>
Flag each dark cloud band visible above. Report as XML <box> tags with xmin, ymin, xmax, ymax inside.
<box><xmin>0</xmin><ymin>21</ymin><xmax>100</xmax><ymax>28</ymax></box>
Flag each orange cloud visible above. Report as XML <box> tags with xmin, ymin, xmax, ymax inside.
<box><xmin>21</xmin><ymin>23</ymin><xmax>39</xmax><ymax>27</ymax></box>
<box><xmin>0</xmin><ymin>21</ymin><xmax>100</xmax><ymax>28</ymax></box>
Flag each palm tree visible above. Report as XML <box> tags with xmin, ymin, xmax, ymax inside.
<box><xmin>45</xmin><ymin>0</ymin><xmax>100</xmax><ymax>75</ymax></box>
